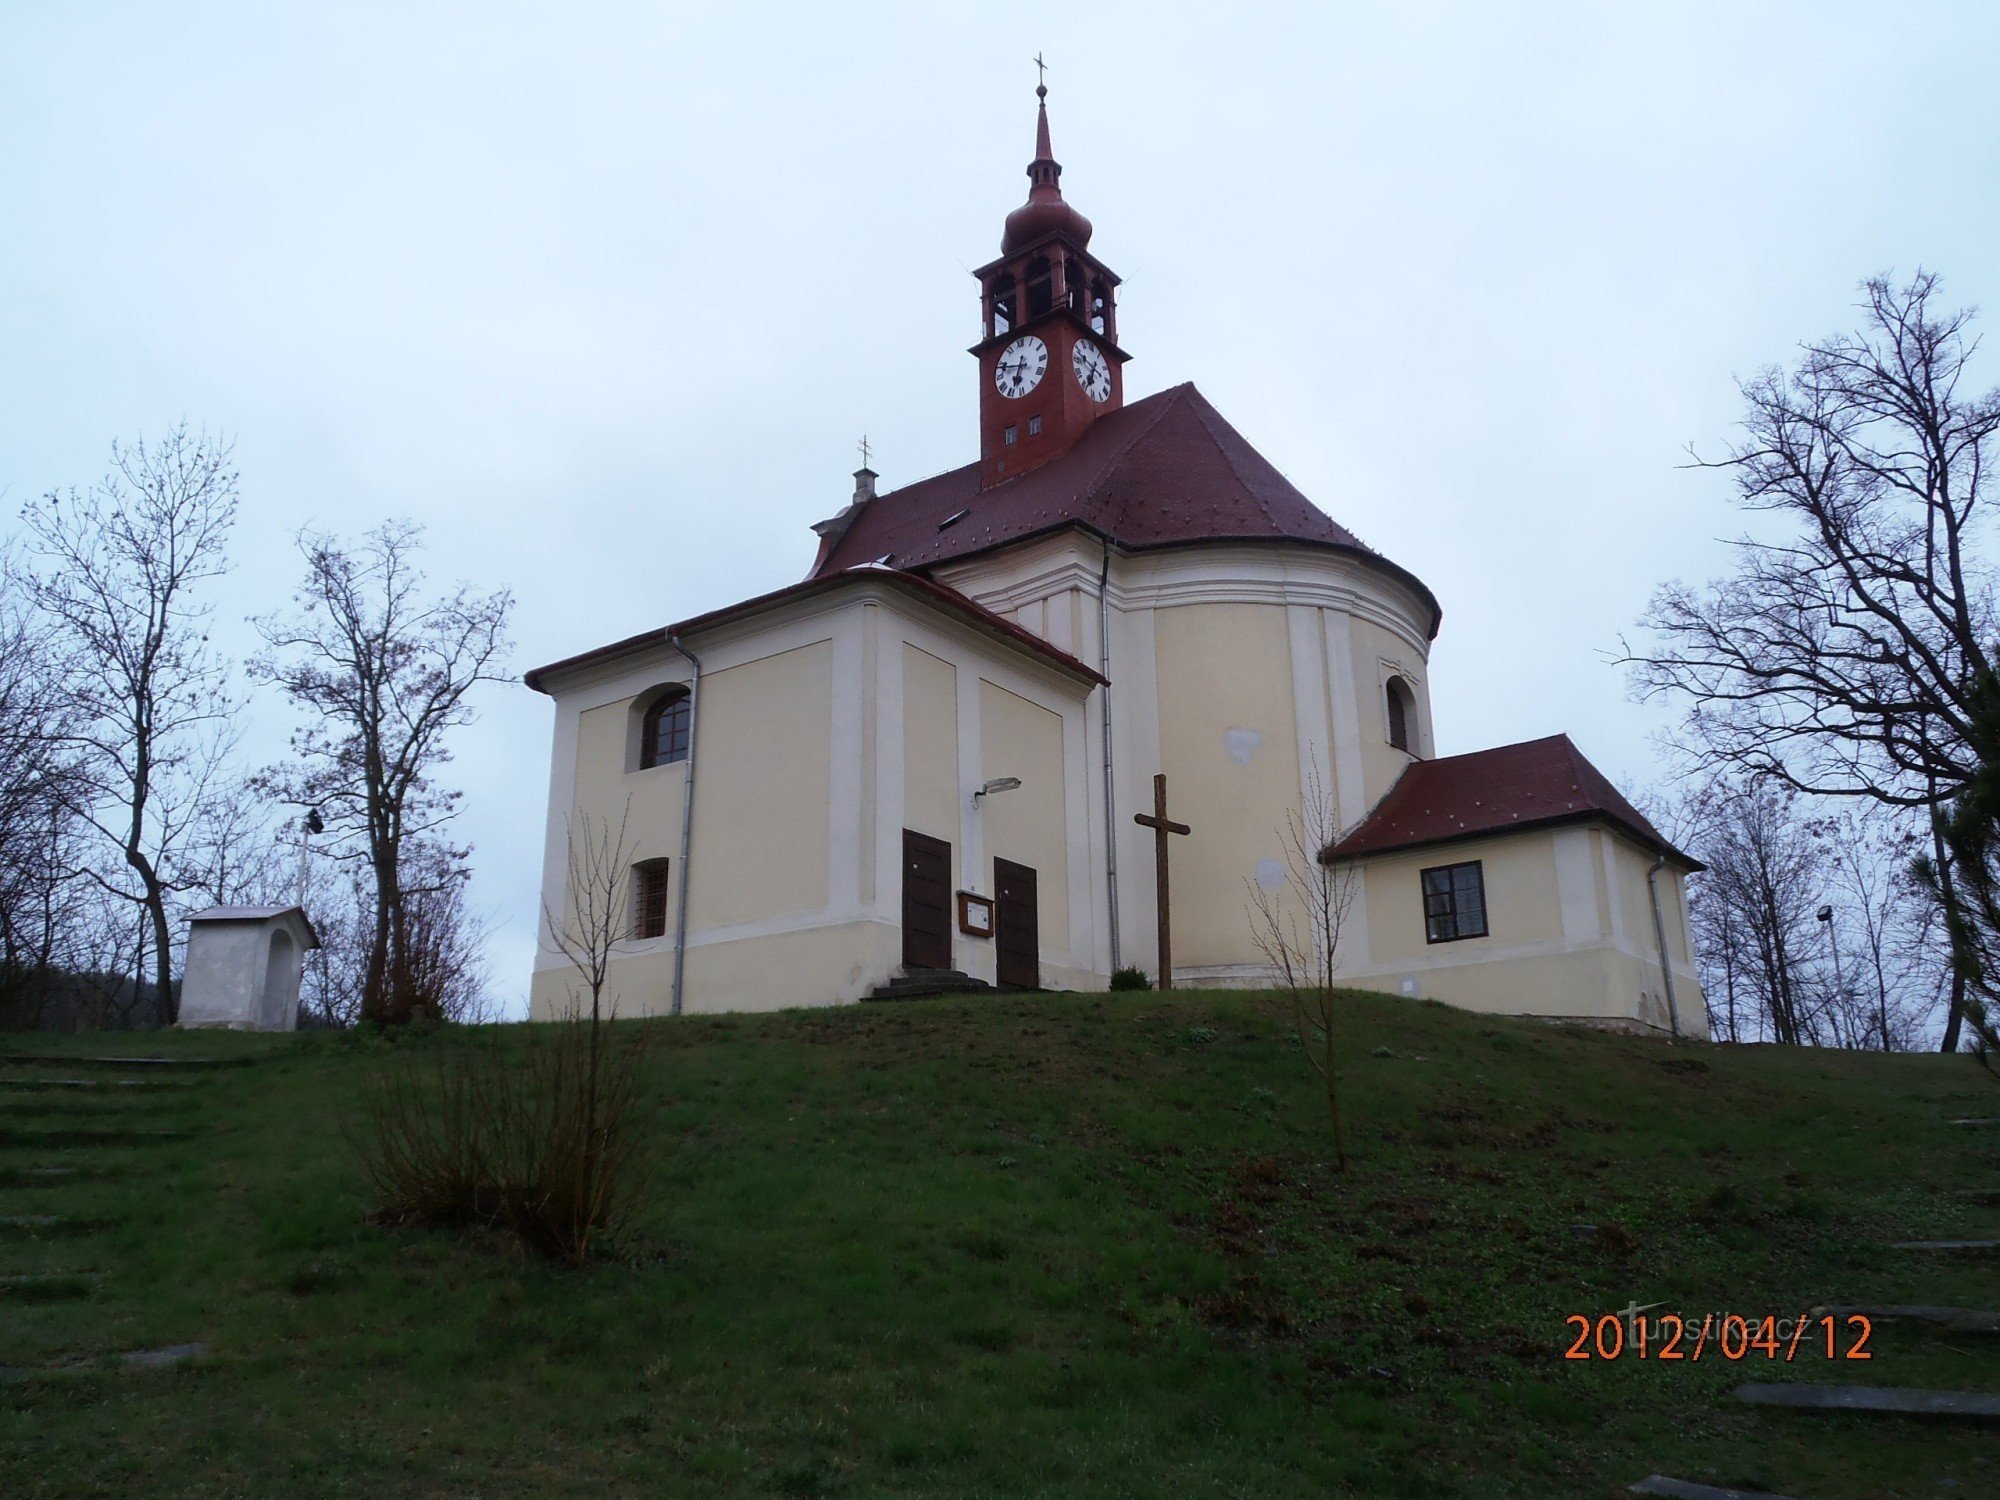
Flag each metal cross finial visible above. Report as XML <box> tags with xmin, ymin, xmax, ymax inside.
<box><xmin>1033</xmin><ymin>52</ymin><xmax>1047</xmax><ymax>97</ymax></box>
<box><xmin>857</xmin><ymin>434</ymin><xmax>873</xmax><ymax>470</ymax></box>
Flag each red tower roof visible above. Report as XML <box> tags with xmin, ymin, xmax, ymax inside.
<box><xmin>1001</xmin><ymin>85</ymin><xmax>1093</xmax><ymax>255</ymax></box>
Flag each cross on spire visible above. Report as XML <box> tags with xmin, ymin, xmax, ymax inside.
<box><xmin>857</xmin><ymin>434</ymin><xmax>873</xmax><ymax>470</ymax></box>
<box><xmin>1033</xmin><ymin>52</ymin><xmax>1048</xmax><ymax>95</ymax></box>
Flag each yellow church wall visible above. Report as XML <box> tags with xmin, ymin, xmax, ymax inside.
<box><xmin>902</xmin><ymin>643</ymin><xmax>960</xmax><ymax>874</ymax></box>
<box><xmin>1152</xmin><ymin>601</ymin><xmax>1304</xmax><ymax>970</ymax></box>
<box><xmin>1348</xmin><ymin>615</ymin><xmax>1432</xmax><ymax>816</ymax></box>
<box><xmin>530</xmin><ymin>917</ymin><xmax>900</xmax><ymax>1019</ymax></box>
<box><xmin>559</xmin><ymin>637</ymin><xmax>835</xmax><ymax>955</ymax></box>
<box><xmin>685</xmin><ymin>640</ymin><xmax>834</xmax><ymax>928</ymax></box>
<box><xmin>1357</xmin><ymin>831</ymin><xmax>1566</xmax><ymax>966</ymax></box>
<box><xmin>1336</xmin><ymin>823</ymin><xmax>1708</xmax><ymax>1035</ymax></box>
<box><xmin>978</xmin><ymin>677</ymin><xmax>1070</xmax><ymax>954</ymax></box>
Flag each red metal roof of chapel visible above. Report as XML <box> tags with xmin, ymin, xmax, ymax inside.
<box><xmin>1322</xmin><ymin>734</ymin><xmax>1701</xmax><ymax>869</ymax></box>
<box><xmin>809</xmin><ymin>383</ymin><xmax>1442</xmax><ymax>637</ymax></box>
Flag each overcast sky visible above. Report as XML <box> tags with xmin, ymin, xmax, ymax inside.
<box><xmin>5</xmin><ymin>2</ymin><xmax>1997</xmax><ymax>1016</ymax></box>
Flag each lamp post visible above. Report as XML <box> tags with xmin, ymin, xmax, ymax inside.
<box><xmin>295</xmin><ymin>807</ymin><xmax>324</xmax><ymax>908</ymax></box>
<box><xmin>1816</xmin><ymin>903</ymin><xmax>1846</xmax><ymax>1030</ymax></box>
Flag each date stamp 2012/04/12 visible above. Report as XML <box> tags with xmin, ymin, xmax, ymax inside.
<box><xmin>1564</xmin><ymin>1311</ymin><xmax>1873</xmax><ymax>1362</ymax></box>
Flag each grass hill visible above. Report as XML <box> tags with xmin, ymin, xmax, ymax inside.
<box><xmin>2</xmin><ymin>989</ymin><xmax>1996</xmax><ymax>1497</ymax></box>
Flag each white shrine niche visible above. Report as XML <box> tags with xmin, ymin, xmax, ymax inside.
<box><xmin>178</xmin><ymin>906</ymin><xmax>319</xmax><ymax>1032</ymax></box>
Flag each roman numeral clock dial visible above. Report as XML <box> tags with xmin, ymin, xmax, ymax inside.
<box><xmin>993</xmin><ymin>334</ymin><xmax>1048</xmax><ymax>398</ymax></box>
<box><xmin>1072</xmin><ymin>340</ymin><xmax>1112</xmax><ymax>402</ymax></box>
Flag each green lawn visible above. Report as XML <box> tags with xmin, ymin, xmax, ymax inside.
<box><xmin>1</xmin><ymin>991</ymin><xmax>1996</xmax><ymax>1497</ymax></box>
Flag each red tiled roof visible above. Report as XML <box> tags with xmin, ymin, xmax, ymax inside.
<box><xmin>524</xmin><ymin>567</ymin><xmax>1107</xmax><ymax>694</ymax></box>
<box><xmin>810</xmin><ymin>383</ymin><xmax>1441</xmax><ymax>638</ymax></box>
<box><xmin>1321</xmin><ymin>734</ymin><xmax>1701</xmax><ymax>869</ymax></box>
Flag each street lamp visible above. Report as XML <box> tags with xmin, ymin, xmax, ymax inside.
<box><xmin>972</xmin><ymin>776</ymin><xmax>1022</xmax><ymax>802</ymax></box>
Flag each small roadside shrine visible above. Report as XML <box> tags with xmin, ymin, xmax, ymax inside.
<box><xmin>178</xmin><ymin>906</ymin><xmax>319</xmax><ymax>1032</ymax></box>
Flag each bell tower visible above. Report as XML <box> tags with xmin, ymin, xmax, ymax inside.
<box><xmin>971</xmin><ymin>82</ymin><xmax>1129</xmax><ymax>490</ymax></box>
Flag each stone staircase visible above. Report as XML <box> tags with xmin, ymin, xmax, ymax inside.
<box><xmin>864</xmin><ymin>967</ymin><xmax>995</xmax><ymax>1002</ymax></box>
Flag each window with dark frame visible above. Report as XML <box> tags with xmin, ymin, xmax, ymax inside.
<box><xmin>1027</xmin><ymin>414</ymin><xmax>1042</xmax><ymax>436</ymax></box>
<box><xmin>1004</xmin><ymin>424</ymin><xmax>1017</xmax><ymax>445</ymax></box>
<box><xmin>640</xmin><ymin>687</ymin><xmax>691</xmax><ymax>769</ymax></box>
<box><xmin>632</xmin><ymin>859</ymin><xmax>671</xmax><ymax>940</ymax></box>
<box><xmin>1421</xmin><ymin>860</ymin><xmax>1487</xmax><ymax>943</ymax></box>
<box><xmin>1385</xmin><ymin>675</ymin><xmax>1414</xmax><ymax>752</ymax></box>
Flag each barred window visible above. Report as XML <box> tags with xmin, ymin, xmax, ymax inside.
<box><xmin>633</xmin><ymin>860</ymin><xmax>671</xmax><ymax>940</ymax></box>
<box><xmin>1421</xmin><ymin>860</ymin><xmax>1487</xmax><ymax>943</ymax></box>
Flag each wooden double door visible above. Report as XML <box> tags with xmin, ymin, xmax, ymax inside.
<box><xmin>900</xmin><ymin>829</ymin><xmax>1039</xmax><ymax>990</ymax></box>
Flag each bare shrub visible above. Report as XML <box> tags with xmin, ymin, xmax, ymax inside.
<box><xmin>355</xmin><ymin>1015</ymin><xmax>650</xmax><ymax>1262</ymax></box>
<box><xmin>356</xmin><ymin>810</ymin><xmax>653</xmax><ymax>1261</ymax></box>
<box><xmin>1248</xmin><ymin>759</ymin><xmax>1358</xmax><ymax>1170</ymax></box>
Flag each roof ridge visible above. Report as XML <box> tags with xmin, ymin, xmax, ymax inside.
<box><xmin>1072</xmin><ymin>383</ymin><xmax>1191</xmax><ymax>520</ymax></box>
<box><xmin>1179</xmin><ymin>386</ymin><xmax>1288</xmax><ymax>536</ymax></box>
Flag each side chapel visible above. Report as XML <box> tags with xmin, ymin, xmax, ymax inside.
<box><xmin>526</xmin><ymin>87</ymin><xmax>1706</xmax><ymax>1036</ymax></box>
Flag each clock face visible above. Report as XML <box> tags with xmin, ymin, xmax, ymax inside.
<box><xmin>1072</xmin><ymin>340</ymin><xmax>1113</xmax><ymax>403</ymax></box>
<box><xmin>993</xmin><ymin>335</ymin><xmax>1048</xmax><ymax>399</ymax></box>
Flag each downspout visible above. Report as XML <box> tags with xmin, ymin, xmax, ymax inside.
<box><xmin>1646</xmin><ymin>852</ymin><xmax>1683</xmax><ymax>1038</ymax></box>
<box><xmin>667</xmin><ymin>633</ymin><xmax>703</xmax><ymax>1018</ymax></box>
<box><xmin>1098</xmin><ymin>537</ymin><xmax>1121</xmax><ymax>973</ymax></box>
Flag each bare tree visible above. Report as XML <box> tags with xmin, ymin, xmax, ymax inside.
<box><xmin>252</xmin><ymin>522</ymin><xmax>512</xmax><ymax>1026</ymax></box>
<box><xmin>13</xmin><ymin>427</ymin><xmax>240</xmax><ymax>1023</ymax></box>
<box><xmin>1250</xmin><ymin>761</ymin><xmax>1357</xmax><ymax>1170</ymax></box>
<box><xmin>1672</xmin><ymin>776</ymin><xmax>1830</xmax><ymax>1045</ymax></box>
<box><xmin>542</xmin><ymin>807</ymin><xmax>641</xmax><ymax>1028</ymax></box>
<box><xmin>1824</xmin><ymin>811</ymin><xmax>1942</xmax><ymax>1051</ymax></box>
<box><xmin>1624</xmin><ymin>274</ymin><xmax>2000</xmax><ymax>1049</ymax></box>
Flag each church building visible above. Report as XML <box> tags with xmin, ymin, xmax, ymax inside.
<box><xmin>525</xmin><ymin>88</ymin><xmax>1706</xmax><ymax>1037</ymax></box>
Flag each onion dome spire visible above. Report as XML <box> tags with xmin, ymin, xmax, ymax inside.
<box><xmin>1002</xmin><ymin>72</ymin><xmax>1093</xmax><ymax>254</ymax></box>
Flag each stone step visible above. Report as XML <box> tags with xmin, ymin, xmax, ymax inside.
<box><xmin>1734</xmin><ymin>1383</ymin><xmax>2000</xmax><ymax>1420</ymax></box>
<box><xmin>1629</xmin><ymin>1477</ymin><xmax>1800</xmax><ymax>1499</ymax></box>
<box><xmin>0</xmin><ymin>1340</ymin><xmax>208</xmax><ymax>1384</ymax></box>
<box><xmin>0</xmin><ymin>1077</ymin><xmax>188</xmax><ymax>1092</ymax></box>
<box><xmin>0</xmin><ymin>1126</ymin><xmax>193</xmax><ymax>1149</ymax></box>
<box><xmin>1825</xmin><ymin>1305</ymin><xmax>2000</xmax><ymax>1334</ymax></box>
<box><xmin>865</xmin><ymin>967</ymin><xmax>997</xmax><ymax>1002</ymax></box>
<box><xmin>1890</xmin><ymin>1239</ymin><xmax>2000</xmax><ymax>1254</ymax></box>
<box><xmin>0</xmin><ymin>1165</ymin><xmax>114</xmax><ymax>1188</ymax></box>
<box><xmin>0</xmin><ymin>1271</ymin><xmax>102</xmax><ymax>1301</ymax></box>
<box><xmin>0</xmin><ymin>1214</ymin><xmax>114</xmax><ymax>1237</ymax></box>
<box><xmin>0</xmin><ymin>1053</ymin><xmax>254</xmax><ymax>1071</ymax></box>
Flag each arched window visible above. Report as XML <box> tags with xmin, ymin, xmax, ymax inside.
<box><xmin>632</xmin><ymin>859</ymin><xmax>671</xmax><ymax>940</ymax></box>
<box><xmin>640</xmin><ymin>687</ymin><xmax>691</xmax><ymax>769</ymax></box>
<box><xmin>1385</xmin><ymin>676</ymin><xmax>1415</xmax><ymax>753</ymax></box>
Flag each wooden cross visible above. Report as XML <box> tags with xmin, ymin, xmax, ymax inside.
<box><xmin>1133</xmin><ymin>772</ymin><xmax>1191</xmax><ymax>989</ymax></box>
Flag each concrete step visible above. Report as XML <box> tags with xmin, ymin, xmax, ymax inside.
<box><xmin>0</xmin><ymin>1054</ymin><xmax>254</xmax><ymax>1071</ymax></box>
<box><xmin>1735</xmin><ymin>1382</ymin><xmax>2000</xmax><ymax>1420</ymax></box>
<box><xmin>865</xmin><ymin>968</ymin><xmax>996</xmax><ymax>1002</ymax></box>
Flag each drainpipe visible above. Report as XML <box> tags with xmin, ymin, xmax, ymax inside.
<box><xmin>1646</xmin><ymin>851</ymin><xmax>1683</xmax><ymax>1038</ymax></box>
<box><xmin>667</xmin><ymin>633</ymin><xmax>703</xmax><ymax>1017</ymax></box>
<box><xmin>1098</xmin><ymin>538</ymin><xmax>1121</xmax><ymax>973</ymax></box>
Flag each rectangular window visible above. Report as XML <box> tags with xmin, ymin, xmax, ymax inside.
<box><xmin>1027</xmin><ymin>414</ymin><xmax>1043</xmax><ymax>436</ymax></box>
<box><xmin>1003</xmin><ymin>425</ymin><xmax>1017</xmax><ymax>445</ymax></box>
<box><xmin>633</xmin><ymin>860</ymin><xmax>671</xmax><ymax>940</ymax></box>
<box><xmin>1421</xmin><ymin>860</ymin><xmax>1487</xmax><ymax>943</ymax></box>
